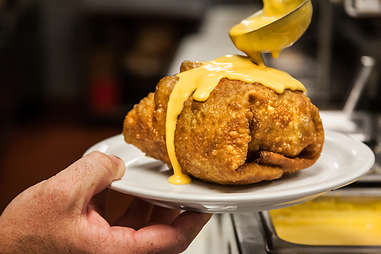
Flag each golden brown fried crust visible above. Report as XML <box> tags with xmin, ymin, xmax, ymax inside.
<box><xmin>123</xmin><ymin>93</ymin><xmax>167</xmax><ymax>163</ymax></box>
<box><xmin>180</xmin><ymin>60</ymin><xmax>203</xmax><ymax>72</ymax></box>
<box><xmin>123</xmin><ymin>62</ymin><xmax>324</xmax><ymax>185</ymax></box>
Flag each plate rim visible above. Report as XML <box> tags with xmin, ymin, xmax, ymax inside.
<box><xmin>85</xmin><ymin>130</ymin><xmax>375</xmax><ymax>204</ymax></box>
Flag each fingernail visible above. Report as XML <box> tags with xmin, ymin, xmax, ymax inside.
<box><xmin>109</xmin><ymin>154</ymin><xmax>126</xmax><ymax>177</ymax></box>
<box><xmin>110</xmin><ymin>154</ymin><xmax>122</xmax><ymax>162</ymax></box>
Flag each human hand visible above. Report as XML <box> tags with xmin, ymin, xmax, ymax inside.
<box><xmin>0</xmin><ymin>151</ymin><xmax>211</xmax><ymax>254</ymax></box>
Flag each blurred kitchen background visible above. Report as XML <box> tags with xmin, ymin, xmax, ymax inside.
<box><xmin>0</xmin><ymin>0</ymin><xmax>381</xmax><ymax>248</ymax></box>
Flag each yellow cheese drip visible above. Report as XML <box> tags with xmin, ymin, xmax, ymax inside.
<box><xmin>229</xmin><ymin>0</ymin><xmax>312</xmax><ymax>64</ymax></box>
<box><xmin>166</xmin><ymin>55</ymin><xmax>306</xmax><ymax>185</ymax></box>
<box><xmin>270</xmin><ymin>197</ymin><xmax>381</xmax><ymax>245</ymax></box>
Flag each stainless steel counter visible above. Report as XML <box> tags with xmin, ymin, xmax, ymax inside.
<box><xmin>232</xmin><ymin>213</ymin><xmax>268</xmax><ymax>254</ymax></box>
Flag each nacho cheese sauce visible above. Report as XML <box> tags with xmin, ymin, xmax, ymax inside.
<box><xmin>229</xmin><ymin>0</ymin><xmax>309</xmax><ymax>65</ymax></box>
<box><xmin>166</xmin><ymin>55</ymin><xmax>306</xmax><ymax>184</ymax></box>
<box><xmin>270</xmin><ymin>197</ymin><xmax>381</xmax><ymax>245</ymax></box>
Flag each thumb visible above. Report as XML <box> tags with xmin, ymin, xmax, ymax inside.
<box><xmin>49</xmin><ymin>151</ymin><xmax>125</xmax><ymax>211</ymax></box>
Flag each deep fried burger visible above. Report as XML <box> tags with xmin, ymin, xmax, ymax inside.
<box><xmin>123</xmin><ymin>60</ymin><xmax>324</xmax><ymax>185</ymax></box>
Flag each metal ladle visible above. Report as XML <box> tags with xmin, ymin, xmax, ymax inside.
<box><xmin>230</xmin><ymin>0</ymin><xmax>313</xmax><ymax>64</ymax></box>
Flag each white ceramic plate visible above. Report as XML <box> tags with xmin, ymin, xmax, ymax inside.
<box><xmin>85</xmin><ymin>131</ymin><xmax>374</xmax><ymax>213</ymax></box>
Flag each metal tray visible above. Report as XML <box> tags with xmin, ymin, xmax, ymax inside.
<box><xmin>259</xmin><ymin>188</ymin><xmax>381</xmax><ymax>254</ymax></box>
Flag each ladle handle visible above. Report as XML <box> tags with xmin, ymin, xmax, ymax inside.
<box><xmin>343</xmin><ymin>56</ymin><xmax>375</xmax><ymax>116</ymax></box>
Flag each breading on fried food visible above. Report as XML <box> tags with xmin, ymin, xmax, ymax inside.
<box><xmin>123</xmin><ymin>61</ymin><xmax>324</xmax><ymax>185</ymax></box>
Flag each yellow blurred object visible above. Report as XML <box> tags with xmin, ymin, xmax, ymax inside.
<box><xmin>229</xmin><ymin>0</ymin><xmax>313</xmax><ymax>65</ymax></box>
<box><xmin>270</xmin><ymin>196</ymin><xmax>381</xmax><ymax>245</ymax></box>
